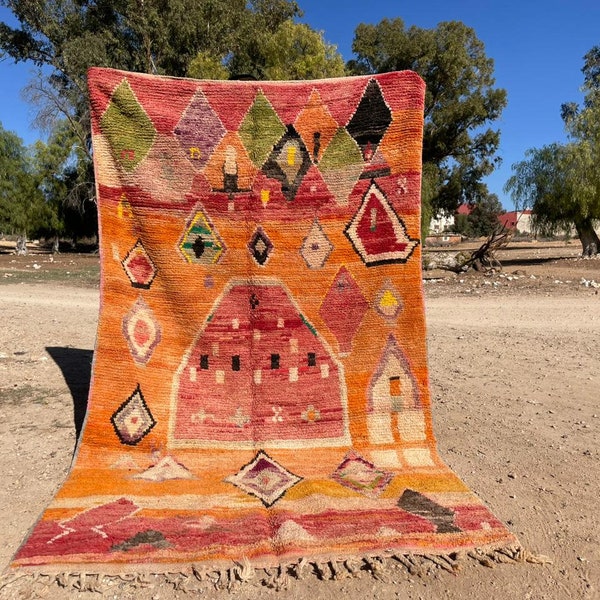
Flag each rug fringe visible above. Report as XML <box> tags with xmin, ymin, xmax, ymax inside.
<box><xmin>0</xmin><ymin>545</ymin><xmax>552</xmax><ymax>595</ymax></box>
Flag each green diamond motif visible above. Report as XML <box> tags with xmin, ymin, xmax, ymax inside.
<box><xmin>179</xmin><ymin>208</ymin><xmax>226</xmax><ymax>265</ymax></box>
<box><xmin>100</xmin><ymin>79</ymin><xmax>157</xmax><ymax>172</ymax></box>
<box><xmin>319</xmin><ymin>127</ymin><xmax>363</xmax><ymax>171</ymax></box>
<box><xmin>238</xmin><ymin>91</ymin><xmax>286</xmax><ymax>168</ymax></box>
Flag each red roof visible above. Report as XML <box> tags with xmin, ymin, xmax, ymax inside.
<box><xmin>456</xmin><ymin>204</ymin><xmax>473</xmax><ymax>215</ymax></box>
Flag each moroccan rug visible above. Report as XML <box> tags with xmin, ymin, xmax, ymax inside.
<box><xmin>9</xmin><ymin>68</ymin><xmax>522</xmax><ymax>585</ymax></box>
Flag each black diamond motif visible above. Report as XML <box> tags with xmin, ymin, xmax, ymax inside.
<box><xmin>262</xmin><ymin>125</ymin><xmax>311</xmax><ymax>201</ymax></box>
<box><xmin>111</xmin><ymin>385</ymin><xmax>156</xmax><ymax>446</ymax></box>
<box><xmin>248</xmin><ymin>227</ymin><xmax>273</xmax><ymax>266</ymax></box>
<box><xmin>346</xmin><ymin>79</ymin><xmax>392</xmax><ymax>161</ymax></box>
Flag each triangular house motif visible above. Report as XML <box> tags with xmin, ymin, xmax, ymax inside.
<box><xmin>344</xmin><ymin>181</ymin><xmax>419</xmax><ymax>266</ymax></box>
<box><xmin>170</xmin><ymin>281</ymin><xmax>350</xmax><ymax>448</ymax></box>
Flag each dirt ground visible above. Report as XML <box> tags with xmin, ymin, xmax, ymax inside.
<box><xmin>0</xmin><ymin>241</ymin><xmax>599</xmax><ymax>599</ymax></box>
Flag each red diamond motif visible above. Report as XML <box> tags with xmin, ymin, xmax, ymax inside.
<box><xmin>122</xmin><ymin>240</ymin><xmax>157</xmax><ymax>289</ymax></box>
<box><xmin>319</xmin><ymin>267</ymin><xmax>368</xmax><ymax>354</ymax></box>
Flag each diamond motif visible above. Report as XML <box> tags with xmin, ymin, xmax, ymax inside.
<box><xmin>174</xmin><ymin>90</ymin><xmax>226</xmax><ymax>170</ymax></box>
<box><xmin>248</xmin><ymin>226</ymin><xmax>273</xmax><ymax>266</ymax></box>
<box><xmin>100</xmin><ymin>79</ymin><xmax>156</xmax><ymax>172</ymax></box>
<box><xmin>344</xmin><ymin>181</ymin><xmax>419</xmax><ymax>266</ymax></box>
<box><xmin>319</xmin><ymin>266</ymin><xmax>368</xmax><ymax>354</ymax></box>
<box><xmin>262</xmin><ymin>125</ymin><xmax>311</xmax><ymax>201</ymax></box>
<box><xmin>346</xmin><ymin>79</ymin><xmax>392</xmax><ymax>161</ymax></box>
<box><xmin>318</xmin><ymin>128</ymin><xmax>363</xmax><ymax>205</ymax></box>
<box><xmin>294</xmin><ymin>89</ymin><xmax>339</xmax><ymax>164</ymax></box>
<box><xmin>300</xmin><ymin>219</ymin><xmax>334</xmax><ymax>269</ymax></box>
<box><xmin>122</xmin><ymin>240</ymin><xmax>157</xmax><ymax>289</ymax></box>
<box><xmin>226</xmin><ymin>451</ymin><xmax>302</xmax><ymax>507</ymax></box>
<box><xmin>122</xmin><ymin>297</ymin><xmax>161</xmax><ymax>365</ymax></box>
<box><xmin>179</xmin><ymin>207</ymin><xmax>226</xmax><ymax>264</ymax></box>
<box><xmin>111</xmin><ymin>385</ymin><xmax>156</xmax><ymax>445</ymax></box>
<box><xmin>239</xmin><ymin>91</ymin><xmax>286</xmax><ymax>168</ymax></box>
<box><xmin>331</xmin><ymin>450</ymin><xmax>393</xmax><ymax>498</ymax></box>
<box><xmin>374</xmin><ymin>279</ymin><xmax>403</xmax><ymax>322</ymax></box>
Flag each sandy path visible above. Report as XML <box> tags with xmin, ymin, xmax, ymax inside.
<box><xmin>0</xmin><ymin>284</ymin><xmax>598</xmax><ymax>599</ymax></box>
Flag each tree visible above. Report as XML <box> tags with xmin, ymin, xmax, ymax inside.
<box><xmin>31</xmin><ymin>120</ymin><xmax>97</xmax><ymax>250</ymax></box>
<box><xmin>0</xmin><ymin>0</ymin><xmax>304</xmax><ymax>240</ymax></box>
<box><xmin>349</xmin><ymin>18</ymin><xmax>507</xmax><ymax>229</ymax></box>
<box><xmin>0</xmin><ymin>122</ymin><xmax>45</xmax><ymax>253</ymax></box>
<box><xmin>506</xmin><ymin>49</ymin><xmax>600</xmax><ymax>256</ymax></box>
<box><xmin>505</xmin><ymin>143</ymin><xmax>600</xmax><ymax>255</ymax></box>
<box><xmin>237</xmin><ymin>20</ymin><xmax>345</xmax><ymax>80</ymax></box>
<box><xmin>467</xmin><ymin>194</ymin><xmax>504</xmax><ymax>238</ymax></box>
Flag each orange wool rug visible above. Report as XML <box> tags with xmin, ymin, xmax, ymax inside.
<box><xmin>9</xmin><ymin>68</ymin><xmax>521</xmax><ymax>585</ymax></box>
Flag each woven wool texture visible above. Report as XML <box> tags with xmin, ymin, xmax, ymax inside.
<box><xmin>12</xmin><ymin>68</ymin><xmax>517</xmax><ymax>573</ymax></box>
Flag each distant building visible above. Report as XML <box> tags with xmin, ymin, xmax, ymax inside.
<box><xmin>497</xmin><ymin>210</ymin><xmax>532</xmax><ymax>233</ymax></box>
<box><xmin>429</xmin><ymin>211</ymin><xmax>455</xmax><ymax>234</ymax></box>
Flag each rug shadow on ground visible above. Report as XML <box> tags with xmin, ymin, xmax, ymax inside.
<box><xmin>46</xmin><ymin>347</ymin><xmax>93</xmax><ymax>442</ymax></box>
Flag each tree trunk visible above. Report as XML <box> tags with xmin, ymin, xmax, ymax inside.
<box><xmin>15</xmin><ymin>235</ymin><xmax>28</xmax><ymax>255</ymax></box>
<box><xmin>575</xmin><ymin>220</ymin><xmax>600</xmax><ymax>256</ymax></box>
<box><xmin>52</xmin><ymin>236</ymin><xmax>60</xmax><ymax>254</ymax></box>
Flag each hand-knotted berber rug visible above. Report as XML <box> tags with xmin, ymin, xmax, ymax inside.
<box><xmin>8</xmin><ymin>68</ymin><xmax>526</xmax><ymax>588</ymax></box>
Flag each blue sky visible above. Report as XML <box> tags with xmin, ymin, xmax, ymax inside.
<box><xmin>1</xmin><ymin>1</ymin><xmax>599</xmax><ymax>209</ymax></box>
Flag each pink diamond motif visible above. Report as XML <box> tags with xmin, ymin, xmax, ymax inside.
<box><xmin>319</xmin><ymin>266</ymin><xmax>368</xmax><ymax>354</ymax></box>
<box><xmin>122</xmin><ymin>297</ymin><xmax>161</xmax><ymax>364</ymax></box>
<box><xmin>122</xmin><ymin>240</ymin><xmax>157</xmax><ymax>289</ymax></box>
<box><xmin>226</xmin><ymin>451</ymin><xmax>302</xmax><ymax>507</ymax></box>
<box><xmin>331</xmin><ymin>450</ymin><xmax>393</xmax><ymax>498</ymax></box>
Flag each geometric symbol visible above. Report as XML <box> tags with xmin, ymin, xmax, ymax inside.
<box><xmin>344</xmin><ymin>181</ymin><xmax>419</xmax><ymax>266</ymax></box>
<box><xmin>132</xmin><ymin>456</ymin><xmax>195</xmax><ymax>481</ymax></box>
<box><xmin>368</xmin><ymin>334</ymin><xmax>420</xmax><ymax>413</ymax></box>
<box><xmin>230</xmin><ymin>407</ymin><xmax>251</xmax><ymax>429</ymax></box>
<box><xmin>178</xmin><ymin>206</ymin><xmax>226</xmax><ymax>265</ymax></box>
<box><xmin>121</xmin><ymin>240</ymin><xmax>158</xmax><ymax>289</ymax></box>
<box><xmin>294</xmin><ymin>89</ymin><xmax>339</xmax><ymax>164</ymax></box>
<box><xmin>398</xmin><ymin>489</ymin><xmax>461</xmax><ymax>534</ymax></box>
<box><xmin>174</xmin><ymin>90</ymin><xmax>226</xmax><ymax>170</ymax></box>
<box><xmin>262</xmin><ymin>125</ymin><xmax>311</xmax><ymax>201</ymax></box>
<box><xmin>122</xmin><ymin>297</ymin><xmax>162</xmax><ymax>365</ymax></box>
<box><xmin>100</xmin><ymin>79</ymin><xmax>157</xmax><ymax>172</ymax></box>
<box><xmin>48</xmin><ymin>498</ymin><xmax>140</xmax><ymax>544</ymax></box>
<box><xmin>301</xmin><ymin>404</ymin><xmax>321</xmax><ymax>423</ymax></box>
<box><xmin>319</xmin><ymin>266</ymin><xmax>369</xmax><ymax>354</ymax></box>
<box><xmin>248</xmin><ymin>226</ymin><xmax>273</xmax><ymax>266</ymax></box>
<box><xmin>238</xmin><ymin>91</ymin><xmax>286</xmax><ymax>168</ymax></box>
<box><xmin>331</xmin><ymin>449</ymin><xmax>393</xmax><ymax>498</ymax></box>
<box><xmin>374</xmin><ymin>279</ymin><xmax>403</xmax><ymax>322</ymax></box>
<box><xmin>300</xmin><ymin>219</ymin><xmax>334</xmax><ymax>269</ymax></box>
<box><xmin>225</xmin><ymin>450</ymin><xmax>302</xmax><ymax>507</ymax></box>
<box><xmin>111</xmin><ymin>384</ymin><xmax>156</xmax><ymax>445</ymax></box>
<box><xmin>318</xmin><ymin>127</ymin><xmax>364</xmax><ymax>205</ymax></box>
<box><xmin>346</xmin><ymin>79</ymin><xmax>392</xmax><ymax>161</ymax></box>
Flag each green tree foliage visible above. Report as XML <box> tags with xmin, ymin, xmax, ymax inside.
<box><xmin>0</xmin><ymin>122</ymin><xmax>46</xmax><ymax>252</ymax></box>
<box><xmin>31</xmin><ymin>120</ymin><xmax>97</xmax><ymax>248</ymax></box>
<box><xmin>453</xmin><ymin>194</ymin><xmax>504</xmax><ymax>238</ymax></box>
<box><xmin>234</xmin><ymin>20</ymin><xmax>345</xmax><ymax>80</ymax></box>
<box><xmin>506</xmin><ymin>48</ymin><xmax>600</xmax><ymax>256</ymax></box>
<box><xmin>349</xmin><ymin>18</ymin><xmax>507</xmax><ymax>228</ymax></box>
<box><xmin>505</xmin><ymin>142</ymin><xmax>600</xmax><ymax>255</ymax></box>
<box><xmin>188</xmin><ymin>20</ymin><xmax>346</xmax><ymax>81</ymax></box>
